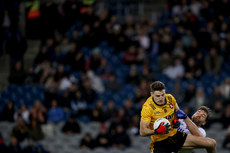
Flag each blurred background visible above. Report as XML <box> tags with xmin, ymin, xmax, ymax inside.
<box><xmin>0</xmin><ymin>0</ymin><xmax>230</xmax><ymax>153</ymax></box>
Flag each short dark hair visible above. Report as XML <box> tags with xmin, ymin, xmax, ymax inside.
<box><xmin>150</xmin><ymin>81</ymin><xmax>165</xmax><ymax>92</ymax></box>
<box><xmin>198</xmin><ymin>106</ymin><xmax>211</xmax><ymax>121</ymax></box>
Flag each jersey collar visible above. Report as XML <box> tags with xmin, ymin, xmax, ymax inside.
<box><xmin>152</xmin><ymin>97</ymin><xmax>167</xmax><ymax>106</ymax></box>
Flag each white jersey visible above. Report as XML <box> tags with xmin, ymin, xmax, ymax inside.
<box><xmin>177</xmin><ymin>119</ymin><xmax>206</xmax><ymax>137</ymax></box>
<box><xmin>177</xmin><ymin>119</ymin><xmax>206</xmax><ymax>153</ymax></box>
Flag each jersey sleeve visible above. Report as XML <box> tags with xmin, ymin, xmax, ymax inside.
<box><xmin>167</xmin><ymin>94</ymin><xmax>178</xmax><ymax>109</ymax></box>
<box><xmin>141</xmin><ymin>104</ymin><xmax>152</xmax><ymax>122</ymax></box>
<box><xmin>198</xmin><ymin>127</ymin><xmax>206</xmax><ymax>137</ymax></box>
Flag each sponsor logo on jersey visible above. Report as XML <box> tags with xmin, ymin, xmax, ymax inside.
<box><xmin>149</xmin><ymin>103</ymin><xmax>156</xmax><ymax>110</ymax></box>
<box><xmin>154</xmin><ymin>111</ymin><xmax>160</xmax><ymax>114</ymax></box>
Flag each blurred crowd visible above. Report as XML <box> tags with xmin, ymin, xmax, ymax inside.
<box><xmin>1</xmin><ymin>0</ymin><xmax>230</xmax><ymax>152</ymax></box>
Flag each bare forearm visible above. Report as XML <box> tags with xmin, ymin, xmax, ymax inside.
<box><xmin>184</xmin><ymin>117</ymin><xmax>203</xmax><ymax>137</ymax></box>
<box><xmin>140</xmin><ymin>128</ymin><xmax>155</xmax><ymax>136</ymax></box>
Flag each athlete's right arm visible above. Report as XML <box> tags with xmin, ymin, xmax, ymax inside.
<box><xmin>140</xmin><ymin>120</ymin><xmax>155</xmax><ymax>136</ymax></box>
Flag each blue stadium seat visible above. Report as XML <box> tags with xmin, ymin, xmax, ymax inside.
<box><xmin>77</xmin><ymin>115</ymin><xmax>91</xmax><ymax>124</ymax></box>
<box><xmin>98</xmin><ymin>41</ymin><xmax>109</xmax><ymax>48</ymax></box>
<box><xmin>72</xmin><ymin>71</ymin><xmax>82</xmax><ymax>81</ymax></box>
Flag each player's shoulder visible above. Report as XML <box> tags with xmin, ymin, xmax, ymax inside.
<box><xmin>143</xmin><ymin>96</ymin><xmax>153</xmax><ymax>104</ymax></box>
<box><xmin>165</xmin><ymin>94</ymin><xmax>176</xmax><ymax>103</ymax></box>
<box><xmin>142</xmin><ymin>97</ymin><xmax>155</xmax><ymax>109</ymax></box>
<box><xmin>165</xmin><ymin>93</ymin><xmax>175</xmax><ymax>98</ymax></box>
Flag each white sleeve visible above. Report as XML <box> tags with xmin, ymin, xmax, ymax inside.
<box><xmin>198</xmin><ymin>127</ymin><xmax>206</xmax><ymax>137</ymax></box>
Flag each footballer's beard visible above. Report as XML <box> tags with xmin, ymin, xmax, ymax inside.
<box><xmin>191</xmin><ymin>117</ymin><xmax>202</xmax><ymax>127</ymax></box>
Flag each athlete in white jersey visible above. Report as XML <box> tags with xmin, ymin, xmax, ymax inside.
<box><xmin>178</xmin><ymin>106</ymin><xmax>211</xmax><ymax>153</ymax></box>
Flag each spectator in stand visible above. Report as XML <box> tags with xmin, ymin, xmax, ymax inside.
<box><xmin>194</xmin><ymin>51</ymin><xmax>205</xmax><ymax>79</ymax></box>
<box><xmin>136</xmin><ymin>79</ymin><xmax>149</xmax><ymax>99</ymax></box>
<box><xmin>60</xmin><ymin>0</ymin><xmax>81</xmax><ymax>34</ymax></box>
<box><xmin>62</xmin><ymin>115</ymin><xmax>81</xmax><ymax>135</ymax></box>
<box><xmin>196</xmin><ymin>26</ymin><xmax>211</xmax><ymax>51</ymax></box>
<box><xmin>85</xmin><ymin>47</ymin><xmax>103</xmax><ymax>72</ymax></box>
<box><xmin>0</xmin><ymin>100</ymin><xmax>15</xmax><ymax>122</ymax></box>
<box><xmin>80</xmin><ymin>133</ymin><xmax>95</xmax><ymax>150</ymax></box>
<box><xmin>109</xmin><ymin>107</ymin><xmax>129</xmax><ymax>136</ymax></box>
<box><xmin>220</xmin><ymin>77</ymin><xmax>230</xmax><ymax>101</ymax></box>
<box><xmin>189</xmin><ymin>87</ymin><xmax>207</xmax><ymax>111</ymax></box>
<box><xmin>138</xmin><ymin>66</ymin><xmax>155</xmax><ymax>83</ymax></box>
<box><xmin>110</xmin><ymin>24</ymin><xmax>129</xmax><ymax>54</ymax></box>
<box><xmin>49</xmin><ymin>45</ymin><xmax>65</xmax><ymax>65</ymax></box>
<box><xmin>172</xmin><ymin>39</ymin><xmax>184</xmax><ymax>56</ymax></box>
<box><xmin>104</xmin><ymin>100</ymin><xmax>117</xmax><ymax>122</ymax></box>
<box><xmin>69</xmin><ymin>30</ymin><xmax>80</xmax><ymax>44</ymax></box>
<box><xmin>29</xmin><ymin>100</ymin><xmax>47</xmax><ymax>124</ymax></box>
<box><xmin>8</xmin><ymin>61</ymin><xmax>26</xmax><ymax>85</ymax></box>
<box><xmin>8</xmin><ymin>137</ymin><xmax>23</xmax><ymax>153</ymax></box>
<box><xmin>95</xmin><ymin>124</ymin><xmax>110</xmax><ymax>148</ymax></box>
<box><xmin>24</xmin><ymin>137</ymin><xmax>50</xmax><ymax>153</ymax></box>
<box><xmin>218</xmin><ymin>39</ymin><xmax>230</xmax><ymax>63</ymax></box>
<box><xmin>123</xmin><ymin>99</ymin><xmax>136</xmax><ymax>121</ymax></box>
<box><xmin>81</xmin><ymin>77</ymin><xmax>97</xmax><ymax>104</ymax></box>
<box><xmin>148</xmin><ymin>33</ymin><xmax>161</xmax><ymax>56</ymax></box>
<box><xmin>221</xmin><ymin>103</ymin><xmax>230</xmax><ymax>129</ymax></box>
<box><xmin>47</xmin><ymin>99</ymin><xmax>65</xmax><ymax>124</ymax></box>
<box><xmin>184</xmin><ymin>81</ymin><xmax>196</xmax><ymax>103</ymax></box>
<box><xmin>5</xmin><ymin>30</ymin><xmax>27</xmax><ymax>69</ymax></box>
<box><xmin>122</xmin><ymin>45</ymin><xmax>137</xmax><ymax>65</ymax></box>
<box><xmin>65</xmin><ymin>46</ymin><xmax>85</xmax><ymax>72</ymax></box>
<box><xmin>126</xmin><ymin>65</ymin><xmax>140</xmax><ymax>85</ymax></box>
<box><xmin>28</xmin><ymin>119</ymin><xmax>44</xmax><ymax>141</ymax></box>
<box><xmin>111</xmin><ymin>124</ymin><xmax>131</xmax><ymax>149</ymax></box>
<box><xmin>23</xmin><ymin>138</ymin><xmax>39</xmax><ymax>153</ymax></box>
<box><xmin>91</xmin><ymin>100</ymin><xmax>105</xmax><ymax>122</ymax></box>
<box><xmin>209</xmin><ymin>32</ymin><xmax>219</xmax><ymax>48</ymax></box>
<box><xmin>60</xmin><ymin>37</ymin><xmax>70</xmax><ymax>55</ymax></box>
<box><xmin>0</xmin><ymin>133</ymin><xmax>8</xmax><ymax>152</ymax></box>
<box><xmin>71</xmin><ymin>90</ymin><xmax>88</xmax><ymax>117</ymax></box>
<box><xmin>40</xmin><ymin>1</ymin><xmax>60</xmax><ymax>40</ymax></box>
<box><xmin>106</xmin><ymin>73</ymin><xmax>121</xmax><ymax>92</ymax></box>
<box><xmin>58</xmin><ymin>90</ymin><xmax>72</xmax><ymax>111</ymax></box>
<box><xmin>134</xmin><ymin>28</ymin><xmax>150</xmax><ymax>50</ymax></box>
<box><xmin>129</xmin><ymin>114</ymin><xmax>140</xmax><ymax>135</ymax></box>
<box><xmin>34</xmin><ymin>46</ymin><xmax>50</xmax><ymax>66</ymax></box>
<box><xmin>222</xmin><ymin>127</ymin><xmax>230</xmax><ymax>149</ymax></box>
<box><xmin>164</xmin><ymin>57</ymin><xmax>185</xmax><ymax>80</ymax></box>
<box><xmin>136</xmin><ymin>47</ymin><xmax>148</xmax><ymax>65</ymax></box>
<box><xmin>208</xmin><ymin>86</ymin><xmax>225</xmax><ymax>109</ymax></box>
<box><xmin>10</xmin><ymin>116</ymin><xmax>29</xmax><ymax>142</ymax></box>
<box><xmin>54</xmin><ymin>64</ymin><xmax>66</xmax><ymax>83</ymax></box>
<box><xmin>96</xmin><ymin>58</ymin><xmax>111</xmax><ymax>80</ymax></box>
<box><xmin>206</xmin><ymin>100</ymin><xmax>224</xmax><ymax>128</ymax></box>
<box><xmin>171</xmin><ymin>81</ymin><xmax>185</xmax><ymax>105</ymax></box>
<box><xmin>14</xmin><ymin>104</ymin><xmax>30</xmax><ymax>124</ymax></box>
<box><xmin>157</xmin><ymin>52</ymin><xmax>172</xmax><ymax>73</ymax></box>
<box><xmin>87</xmin><ymin>70</ymin><xmax>105</xmax><ymax>94</ymax></box>
<box><xmin>59</xmin><ymin>73</ymin><xmax>73</xmax><ymax>91</ymax></box>
<box><xmin>79</xmin><ymin>24</ymin><xmax>95</xmax><ymax>48</ymax></box>
<box><xmin>184</xmin><ymin>57</ymin><xmax>198</xmax><ymax>80</ymax></box>
<box><xmin>204</xmin><ymin>47</ymin><xmax>223</xmax><ymax>74</ymax></box>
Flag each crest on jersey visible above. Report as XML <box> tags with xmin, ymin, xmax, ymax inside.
<box><xmin>169</xmin><ymin>104</ymin><xmax>173</xmax><ymax>109</ymax></box>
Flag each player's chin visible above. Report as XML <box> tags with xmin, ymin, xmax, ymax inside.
<box><xmin>192</xmin><ymin>118</ymin><xmax>200</xmax><ymax>125</ymax></box>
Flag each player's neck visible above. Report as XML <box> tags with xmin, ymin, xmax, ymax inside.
<box><xmin>152</xmin><ymin>97</ymin><xmax>166</xmax><ymax>106</ymax></box>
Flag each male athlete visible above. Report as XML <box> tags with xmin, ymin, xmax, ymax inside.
<box><xmin>177</xmin><ymin>106</ymin><xmax>211</xmax><ymax>153</ymax></box>
<box><xmin>140</xmin><ymin>81</ymin><xmax>216</xmax><ymax>153</ymax></box>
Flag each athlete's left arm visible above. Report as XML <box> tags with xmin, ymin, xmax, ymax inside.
<box><xmin>175</xmin><ymin>103</ymin><xmax>180</xmax><ymax>111</ymax></box>
<box><xmin>184</xmin><ymin>117</ymin><xmax>203</xmax><ymax>137</ymax></box>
